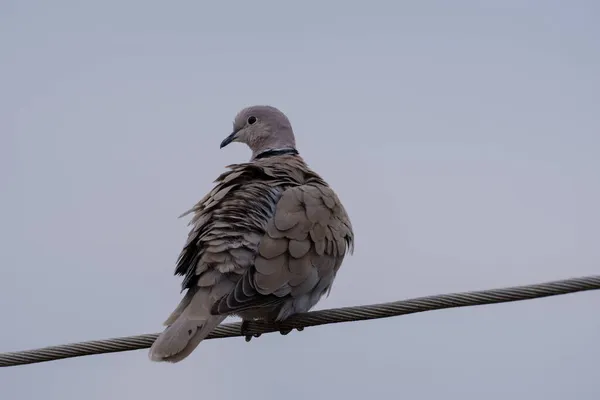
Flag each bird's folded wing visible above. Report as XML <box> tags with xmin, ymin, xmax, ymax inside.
<box><xmin>212</xmin><ymin>183</ymin><xmax>354</xmax><ymax>315</ymax></box>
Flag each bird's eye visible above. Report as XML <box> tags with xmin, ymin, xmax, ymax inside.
<box><xmin>247</xmin><ymin>116</ymin><xmax>257</xmax><ymax>125</ymax></box>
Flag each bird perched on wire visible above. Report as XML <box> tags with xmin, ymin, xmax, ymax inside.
<box><xmin>149</xmin><ymin>105</ymin><xmax>354</xmax><ymax>363</ymax></box>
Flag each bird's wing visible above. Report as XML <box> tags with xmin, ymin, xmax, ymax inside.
<box><xmin>173</xmin><ymin>162</ymin><xmax>280</xmax><ymax>293</ymax></box>
<box><xmin>212</xmin><ymin>181</ymin><xmax>354</xmax><ymax>317</ymax></box>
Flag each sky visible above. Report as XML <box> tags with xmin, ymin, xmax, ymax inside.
<box><xmin>1</xmin><ymin>1</ymin><xmax>599</xmax><ymax>399</ymax></box>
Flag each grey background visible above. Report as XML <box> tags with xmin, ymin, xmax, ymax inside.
<box><xmin>1</xmin><ymin>1</ymin><xmax>599</xmax><ymax>399</ymax></box>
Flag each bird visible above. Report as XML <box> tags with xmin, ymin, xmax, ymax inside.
<box><xmin>148</xmin><ymin>105</ymin><xmax>354</xmax><ymax>363</ymax></box>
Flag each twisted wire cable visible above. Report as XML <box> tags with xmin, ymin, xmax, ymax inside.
<box><xmin>2</xmin><ymin>275</ymin><xmax>599</xmax><ymax>368</ymax></box>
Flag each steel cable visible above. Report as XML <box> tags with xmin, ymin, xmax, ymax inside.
<box><xmin>2</xmin><ymin>275</ymin><xmax>599</xmax><ymax>367</ymax></box>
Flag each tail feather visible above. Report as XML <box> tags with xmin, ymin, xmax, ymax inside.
<box><xmin>162</xmin><ymin>287</ymin><xmax>196</xmax><ymax>326</ymax></box>
<box><xmin>149</xmin><ymin>289</ymin><xmax>226</xmax><ymax>363</ymax></box>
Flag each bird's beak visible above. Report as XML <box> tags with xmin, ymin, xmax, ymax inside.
<box><xmin>220</xmin><ymin>130</ymin><xmax>239</xmax><ymax>149</ymax></box>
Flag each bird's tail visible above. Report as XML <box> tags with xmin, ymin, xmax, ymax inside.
<box><xmin>149</xmin><ymin>288</ymin><xmax>226</xmax><ymax>363</ymax></box>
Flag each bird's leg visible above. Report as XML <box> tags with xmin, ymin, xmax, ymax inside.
<box><xmin>240</xmin><ymin>319</ymin><xmax>262</xmax><ymax>342</ymax></box>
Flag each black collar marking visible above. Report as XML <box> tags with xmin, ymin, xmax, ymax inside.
<box><xmin>254</xmin><ymin>148</ymin><xmax>299</xmax><ymax>160</ymax></box>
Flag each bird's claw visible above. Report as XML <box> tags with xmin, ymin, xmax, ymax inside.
<box><xmin>241</xmin><ymin>320</ymin><xmax>262</xmax><ymax>342</ymax></box>
<box><xmin>242</xmin><ymin>320</ymin><xmax>305</xmax><ymax>340</ymax></box>
<box><xmin>279</xmin><ymin>326</ymin><xmax>304</xmax><ymax>336</ymax></box>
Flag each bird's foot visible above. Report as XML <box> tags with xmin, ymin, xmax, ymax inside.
<box><xmin>241</xmin><ymin>320</ymin><xmax>262</xmax><ymax>342</ymax></box>
<box><xmin>241</xmin><ymin>319</ymin><xmax>304</xmax><ymax>340</ymax></box>
<box><xmin>279</xmin><ymin>326</ymin><xmax>304</xmax><ymax>336</ymax></box>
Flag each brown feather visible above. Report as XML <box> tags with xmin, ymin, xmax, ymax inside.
<box><xmin>173</xmin><ymin>154</ymin><xmax>353</xmax><ymax>323</ymax></box>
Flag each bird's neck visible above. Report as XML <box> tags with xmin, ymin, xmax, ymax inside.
<box><xmin>252</xmin><ymin>147</ymin><xmax>299</xmax><ymax>161</ymax></box>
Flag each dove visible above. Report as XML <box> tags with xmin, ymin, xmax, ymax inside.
<box><xmin>149</xmin><ymin>105</ymin><xmax>354</xmax><ymax>363</ymax></box>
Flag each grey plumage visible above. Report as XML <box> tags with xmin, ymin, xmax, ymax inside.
<box><xmin>149</xmin><ymin>105</ymin><xmax>354</xmax><ymax>363</ymax></box>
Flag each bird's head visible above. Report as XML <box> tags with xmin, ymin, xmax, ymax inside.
<box><xmin>220</xmin><ymin>105</ymin><xmax>297</xmax><ymax>159</ymax></box>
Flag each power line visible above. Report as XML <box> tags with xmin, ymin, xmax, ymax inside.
<box><xmin>2</xmin><ymin>274</ymin><xmax>599</xmax><ymax>368</ymax></box>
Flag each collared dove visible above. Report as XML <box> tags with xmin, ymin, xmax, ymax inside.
<box><xmin>149</xmin><ymin>105</ymin><xmax>354</xmax><ymax>363</ymax></box>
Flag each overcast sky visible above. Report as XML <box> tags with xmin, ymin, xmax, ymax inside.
<box><xmin>2</xmin><ymin>1</ymin><xmax>599</xmax><ymax>399</ymax></box>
